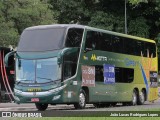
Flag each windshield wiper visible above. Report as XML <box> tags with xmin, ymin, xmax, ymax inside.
<box><xmin>16</xmin><ymin>80</ymin><xmax>33</xmax><ymax>84</ymax></box>
<box><xmin>36</xmin><ymin>77</ymin><xmax>60</xmax><ymax>84</ymax></box>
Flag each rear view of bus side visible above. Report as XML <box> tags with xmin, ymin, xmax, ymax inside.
<box><xmin>5</xmin><ymin>24</ymin><xmax>158</xmax><ymax>111</ymax></box>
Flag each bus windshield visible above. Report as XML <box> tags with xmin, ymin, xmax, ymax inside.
<box><xmin>17</xmin><ymin>28</ymin><xmax>66</xmax><ymax>52</ymax></box>
<box><xmin>16</xmin><ymin>57</ymin><xmax>61</xmax><ymax>83</ymax></box>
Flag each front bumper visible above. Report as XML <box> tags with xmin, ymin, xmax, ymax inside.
<box><xmin>14</xmin><ymin>84</ymin><xmax>66</xmax><ymax>104</ymax></box>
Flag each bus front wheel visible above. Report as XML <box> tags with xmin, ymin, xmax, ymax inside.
<box><xmin>35</xmin><ymin>103</ymin><xmax>48</xmax><ymax>111</ymax></box>
<box><xmin>74</xmin><ymin>90</ymin><xmax>86</xmax><ymax>109</ymax></box>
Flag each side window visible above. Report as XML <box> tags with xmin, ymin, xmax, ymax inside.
<box><xmin>115</xmin><ymin>67</ymin><xmax>134</xmax><ymax>83</ymax></box>
<box><xmin>145</xmin><ymin>42</ymin><xmax>156</xmax><ymax>58</ymax></box>
<box><xmin>150</xmin><ymin>43</ymin><xmax>156</xmax><ymax>58</ymax></box>
<box><xmin>85</xmin><ymin>31</ymin><xmax>99</xmax><ymax>50</ymax></box>
<box><xmin>124</xmin><ymin>38</ymin><xmax>135</xmax><ymax>55</ymax></box>
<box><xmin>65</xmin><ymin>28</ymin><xmax>84</xmax><ymax>47</ymax></box>
<box><xmin>112</xmin><ymin>36</ymin><xmax>123</xmax><ymax>53</ymax></box>
<box><xmin>99</xmin><ymin>33</ymin><xmax>112</xmax><ymax>52</ymax></box>
<box><xmin>123</xmin><ymin>68</ymin><xmax>134</xmax><ymax>83</ymax></box>
<box><xmin>95</xmin><ymin>65</ymin><xmax>103</xmax><ymax>82</ymax></box>
<box><xmin>115</xmin><ymin>67</ymin><xmax>123</xmax><ymax>82</ymax></box>
<box><xmin>135</xmin><ymin>41</ymin><xmax>145</xmax><ymax>56</ymax></box>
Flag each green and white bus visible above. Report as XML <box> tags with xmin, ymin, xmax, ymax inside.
<box><xmin>5</xmin><ymin>24</ymin><xmax>158</xmax><ymax>110</ymax></box>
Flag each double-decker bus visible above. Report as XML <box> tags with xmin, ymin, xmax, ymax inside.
<box><xmin>5</xmin><ymin>24</ymin><xmax>158</xmax><ymax>110</ymax></box>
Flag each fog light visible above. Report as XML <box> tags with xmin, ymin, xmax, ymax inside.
<box><xmin>14</xmin><ymin>96</ymin><xmax>20</xmax><ymax>102</ymax></box>
<box><xmin>52</xmin><ymin>95</ymin><xmax>61</xmax><ymax>101</ymax></box>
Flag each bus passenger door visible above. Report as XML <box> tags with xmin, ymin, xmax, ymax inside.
<box><xmin>62</xmin><ymin>48</ymin><xmax>80</xmax><ymax>102</ymax></box>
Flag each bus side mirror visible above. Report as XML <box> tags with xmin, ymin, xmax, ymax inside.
<box><xmin>5</xmin><ymin>51</ymin><xmax>16</xmax><ymax>67</ymax></box>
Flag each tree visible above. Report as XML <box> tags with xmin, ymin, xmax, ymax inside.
<box><xmin>49</xmin><ymin>0</ymin><xmax>91</xmax><ymax>24</ymax></box>
<box><xmin>128</xmin><ymin>0</ymin><xmax>148</xmax><ymax>5</ymax></box>
<box><xmin>50</xmin><ymin>0</ymin><xmax>160</xmax><ymax>38</ymax></box>
<box><xmin>0</xmin><ymin>0</ymin><xmax>56</xmax><ymax>47</ymax></box>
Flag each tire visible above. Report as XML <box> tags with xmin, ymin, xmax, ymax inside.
<box><xmin>137</xmin><ymin>90</ymin><xmax>145</xmax><ymax>105</ymax></box>
<box><xmin>110</xmin><ymin>102</ymin><xmax>117</xmax><ymax>107</ymax></box>
<box><xmin>35</xmin><ymin>103</ymin><xmax>48</xmax><ymax>111</ymax></box>
<box><xmin>74</xmin><ymin>90</ymin><xmax>86</xmax><ymax>109</ymax></box>
<box><xmin>130</xmin><ymin>89</ymin><xmax>137</xmax><ymax>106</ymax></box>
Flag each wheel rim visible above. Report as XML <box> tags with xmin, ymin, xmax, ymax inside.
<box><xmin>140</xmin><ymin>91</ymin><xmax>145</xmax><ymax>103</ymax></box>
<box><xmin>79</xmin><ymin>92</ymin><xmax>85</xmax><ymax>107</ymax></box>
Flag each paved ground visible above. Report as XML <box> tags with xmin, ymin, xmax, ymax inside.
<box><xmin>0</xmin><ymin>98</ymin><xmax>160</xmax><ymax>111</ymax></box>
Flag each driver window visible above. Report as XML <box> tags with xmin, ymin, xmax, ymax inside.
<box><xmin>63</xmin><ymin>50</ymin><xmax>79</xmax><ymax>80</ymax></box>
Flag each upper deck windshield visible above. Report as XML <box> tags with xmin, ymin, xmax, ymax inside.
<box><xmin>17</xmin><ymin>26</ymin><xmax>84</xmax><ymax>52</ymax></box>
<box><xmin>17</xmin><ymin>27</ymin><xmax>66</xmax><ymax>52</ymax></box>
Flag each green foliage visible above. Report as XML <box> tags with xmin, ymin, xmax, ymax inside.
<box><xmin>0</xmin><ymin>1</ymin><xmax>18</xmax><ymax>47</ymax></box>
<box><xmin>88</xmin><ymin>11</ymin><xmax>125</xmax><ymax>33</ymax></box>
<box><xmin>128</xmin><ymin>17</ymin><xmax>150</xmax><ymax>38</ymax></box>
<box><xmin>0</xmin><ymin>0</ymin><xmax>160</xmax><ymax>48</ymax></box>
<box><xmin>128</xmin><ymin>0</ymin><xmax>148</xmax><ymax>5</ymax></box>
<box><xmin>0</xmin><ymin>0</ymin><xmax>56</xmax><ymax>47</ymax></box>
<box><xmin>49</xmin><ymin>0</ymin><xmax>91</xmax><ymax>24</ymax></box>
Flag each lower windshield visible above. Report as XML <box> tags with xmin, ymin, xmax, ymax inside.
<box><xmin>16</xmin><ymin>57</ymin><xmax>61</xmax><ymax>83</ymax></box>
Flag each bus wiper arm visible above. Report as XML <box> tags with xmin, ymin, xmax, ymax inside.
<box><xmin>36</xmin><ymin>77</ymin><xmax>58</xmax><ymax>84</ymax></box>
<box><xmin>16</xmin><ymin>80</ymin><xmax>33</xmax><ymax>84</ymax></box>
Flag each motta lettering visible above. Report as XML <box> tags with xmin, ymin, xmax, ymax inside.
<box><xmin>91</xmin><ymin>54</ymin><xmax>107</xmax><ymax>61</ymax></box>
<box><xmin>96</xmin><ymin>56</ymin><xmax>107</xmax><ymax>61</ymax></box>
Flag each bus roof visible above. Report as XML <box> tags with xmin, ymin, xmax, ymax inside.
<box><xmin>25</xmin><ymin>24</ymin><xmax>155</xmax><ymax>43</ymax></box>
<box><xmin>25</xmin><ymin>24</ymin><xmax>86</xmax><ymax>30</ymax></box>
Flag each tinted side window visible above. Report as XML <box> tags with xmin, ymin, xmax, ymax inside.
<box><xmin>112</xmin><ymin>36</ymin><xmax>123</xmax><ymax>53</ymax></box>
<box><xmin>99</xmin><ymin>33</ymin><xmax>112</xmax><ymax>51</ymax></box>
<box><xmin>115</xmin><ymin>67</ymin><xmax>123</xmax><ymax>83</ymax></box>
<box><xmin>95</xmin><ymin>65</ymin><xmax>103</xmax><ymax>82</ymax></box>
<box><xmin>85</xmin><ymin>31</ymin><xmax>99</xmax><ymax>50</ymax></box>
<box><xmin>85</xmin><ymin>30</ymin><xmax>156</xmax><ymax>58</ymax></box>
<box><xmin>123</xmin><ymin>68</ymin><xmax>134</xmax><ymax>83</ymax></box>
<box><xmin>115</xmin><ymin>67</ymin><xmax>134</xmax><ymax>83</ymax></box>
<box><xmin>86</xmin><ymin>31</ymin><xmax>114</xmax><ymax>52</ymax></box>
<box><xmin>65</xmin><ymin>28</ymin><xmax>84</xmax><ymax>47</ymax></box>
<box><xmin>124</xmin><ymin>38</ymin><xmax>135</xmax><ymax>55</ymax></box>
<box><xmin>135</xmin><ymin>41</ymin><xmax>145</xmax><ymax>56</ymax></box>
<box><xmin>145</xmin><ymin>42</ymin><xmax>156</xmax><ymax>58</ymax></box>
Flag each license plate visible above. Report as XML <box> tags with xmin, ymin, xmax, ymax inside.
<box><xmin>31</xmin><ymin>98</ymin><xmax>39</xmax><ymax>102</ymax></box>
